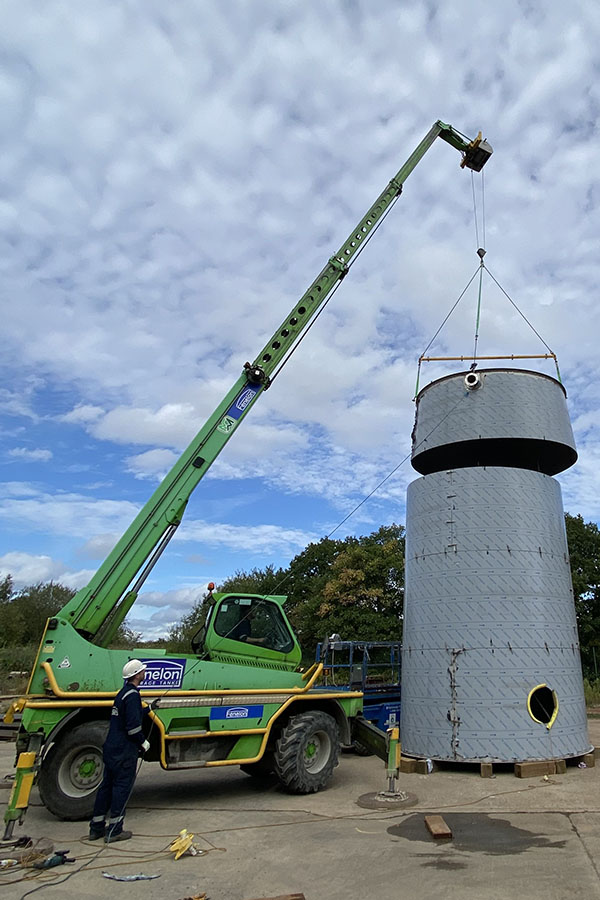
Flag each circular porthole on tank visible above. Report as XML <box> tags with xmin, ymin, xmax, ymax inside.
<box><xmin>527</xmin><ymin>684</ymin><xmax>559</xmax><ymax>729</ymax></box>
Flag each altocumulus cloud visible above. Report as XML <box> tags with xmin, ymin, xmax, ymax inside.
<box><xmin>8</xmin><ymin>447</ymin><xmax>53</xmax><ymax>462</ymax></box>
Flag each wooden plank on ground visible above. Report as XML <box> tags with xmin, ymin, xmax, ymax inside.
<box><xmin>514</xmin><ymin>760</ymin><xmax>555</xmax><ymax>778</ymax></box>
<box><xmin>424</xmin><ymin>815</ymin><xmax>452</xmax><ymax>839</ymax></box>
<box><xmin>480</xmin><ymin>762</ymin><xmax>493</xmax><ymax>778</ymax></box>
<box><xmin>245</xmin><ymin>894</ymin><xmax>305</xmax><ymax>900</ymax></box>
<box><xmin>555</xmin><ymin>758</ymin><xmax>567</xmax><ymax>774</ymax></box>
<box><xmin>583</xmin><ymin>752</ymin><xmax>596</xmax><ymax>768</ymax></box>
<box><xmin>399</xmin><ymin>757</ymin><xmax>417</xmax><ymax>774</ymax></box>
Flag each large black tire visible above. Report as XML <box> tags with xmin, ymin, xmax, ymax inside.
<box><xmin>274</xmin><ymin>711</ymin><xmax>339</xmax><ymax>794</ymax></box>
<box><xmin>240</xmin><ymin>751</ymin><xmax>275</xmax><ymax>779</ymax></box>
<box><xmin>37</xmin><ymin>721</ymin><xmax>108</xmax><ymax>821</ymax></box>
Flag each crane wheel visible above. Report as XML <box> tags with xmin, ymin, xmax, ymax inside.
<box><xmin>274</xmin><ymin>710</ymin><xmax>339</xmax><ymax>794</ymax></box>
<box><xmin>37</xmin><ymin>721</ymin><xmax>108</xmax><ymax>821</ymax></box>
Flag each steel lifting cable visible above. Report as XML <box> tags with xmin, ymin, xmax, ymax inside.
<box><xmin>416</xmin><ymin>256</ymin><xmax>562</xmax><ymax>387</ymax></box>
<box><xmin>416</xmin><ymin>172</ymin><xmax>486</xmax><ymax>397</ymax></box>
<box><xmin>470</xmin><ymin>169</ymin><xmax>486</xmax><ymax>366</ymax></box>
<box><xmin>473</xmin><ymin>164</ymin><xmax>560</xmax><ymax>380</ymax></box>
<box><xmin>482</xmin><ymin>168</ymin><xmax>486</xmax><ymax>250</ymax></box>
<box><xmin>322</xmin><ymin>392</ymin><xmax>467</xmax><ymax>540</ymax></box>
<box><xmin>414</xmin><ymin>266</ymin><xmax>480</xmax><ymax>397</ymax></box>
<box><xmin>471</xmin><ymin>170</ymin><xmax>481</xmax><ymax>250</ymax></box>
<box><xmin>472</xmin><ymin>249</ymin><xmax>485</xmax><ymax>364</ymax></box>
<box><xmin>471</xmin><ymin>167</ymin><xmax>487</xmax><ymax>252</ymax></box>
<box><xmin>482</xmin><ymin>264</ymin><xmax>562</xmax><ymax>383</ymax></box>
<box><xmin>418</xmin><ymin>165</ymin><xmax>561</xmax><ymax>384</ymax></box>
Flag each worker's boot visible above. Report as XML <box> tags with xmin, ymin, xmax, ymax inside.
<box><xmin>105</xmin><ymin>830</ymin><xmax>132</xmax><ymax>843</ymax></box>
<box><xmin>87</xmin><ymin>829</ymin><xmax>105</xmax><ymax>841</ymax></box>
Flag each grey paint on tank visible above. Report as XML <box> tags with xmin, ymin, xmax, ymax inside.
<box><xmin>401</xmin><ymin>369</ymin><xmax>590</xmax><ymax>762</ymax></box>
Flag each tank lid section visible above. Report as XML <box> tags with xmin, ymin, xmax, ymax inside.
<box><xmin>411</xmin><ymin>368</ymin><xmax>577</xmax><ymax>477</ymax></box>
<box><xmin>414</xmin><ymin>367</ymin><xmax>568</xmax><ymax>402</ymax></box>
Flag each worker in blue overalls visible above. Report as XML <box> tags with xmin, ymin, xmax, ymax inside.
<box><xmin>88</xmin><ymin>659</ymin><xmax>150</xmax><ymax>842</ymax></box>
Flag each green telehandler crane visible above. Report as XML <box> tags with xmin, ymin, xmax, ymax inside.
<box><xmin>4</xmin><ymin>121</ymin><xmax>491</xmax><ymax>830</ymax></box>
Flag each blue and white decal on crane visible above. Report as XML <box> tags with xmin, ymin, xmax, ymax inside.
<box><xmin>217</xmin><ymin>385</ymin><xmax>262</xmax><ymax>435</ymax></box>
<box><xmin>210</xmin><ymin>705</ymin><xmax>264</xmax><ymax>720</ymax></box>
<box><xmin>228</xmin><ymin>385</ymin><xmax>261</xmax><ymax>420</ymax></box>
<box><xmin>140</xmin><ymin>658</ymin><xmax>186</xmax><ymax>689</ymax></box>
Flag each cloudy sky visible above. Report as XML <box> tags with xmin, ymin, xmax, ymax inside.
<box><xmin>1</xmin><ymin>1</ymin><xmax>599</xmax><ymax>639</ymax></box>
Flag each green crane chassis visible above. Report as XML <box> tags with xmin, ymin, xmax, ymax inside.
<box><xmin>12</xmin><ymin>617</ymin><xmax>363</xmax><ymax>821</ymax></box>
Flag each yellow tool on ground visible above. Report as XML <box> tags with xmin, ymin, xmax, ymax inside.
<box><xmin>169</xmin><ymin>828</ymin><xmax>195</xmax><ymax>860</ymax></box>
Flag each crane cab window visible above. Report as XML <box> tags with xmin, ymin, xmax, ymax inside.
<box><xmin>214</xmin><ymin>597</ymin><xmax>294</xmax><ymax>653</ymax></box>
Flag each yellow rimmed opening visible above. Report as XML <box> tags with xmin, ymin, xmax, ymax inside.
<box><xmin>527</xmin><ymin>683</ymin><xmax>559</xmax><ymax>730</ymax></box>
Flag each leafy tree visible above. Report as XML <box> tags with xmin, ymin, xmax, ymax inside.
<box><xmin>0</xmin><ymin>581</ymin><xmax>75</xmax><ymax>647</ymax></box>
<box><xmin>166</xmin><ymin>589</ymin><xmax>215</xmax><ymax>652</ymax></box>
<box><xmin>565</xmin><ymin>513</ymin><xmax>600</xmax><ymax>678</ymax></box>
<box><xmin>319</xmin><ymin>524</ymin><xmax>404</xmax><ymax>638</ymax></box>
<box><xmin>279</xmin><ymin>536</ymin><xmax>346</xmax><ymax>649</ymax></box>
<box><xmin>0</xmin><ymin>577</ymin><xmax>138</xmax><ymax>650</ymax></box>
<box><xmin>286</xmin><ymin>525</ymin><xmax>405</xmax><ymax>650</ymax></box>
<box><xmin>110</xmin><ymin>625</ymin><xmax>144</xmax><ymax>649</ymax></box>
<box><xmin>219</xmin><ymin>564</ymin><xmax>289</xmax><ymax>597</ymax></box>
<box><xmin>176</xmin><ymin>526</ymin><xmax>406</xmax><ymax>655</ymax></box>
<box><xmin>0</xmin><ymin>575</ymin><xmax>13</xmax><ymax>604</ymax></box>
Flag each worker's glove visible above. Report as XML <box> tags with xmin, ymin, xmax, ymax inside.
<box><xmin>150</xmin><ymin>698</ymin><xmax>161</xmax><ymax>710</ymax></box>
<box><xmin>141</xmin><ymin>739</ymin><xmax>150</xmax><ymax>754</ymax></box>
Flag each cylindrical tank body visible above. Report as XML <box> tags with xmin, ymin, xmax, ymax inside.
<box><xmin>401</xmin><ymin>369</ymin><xmax>590</xmax><ymax>762</ymax></box>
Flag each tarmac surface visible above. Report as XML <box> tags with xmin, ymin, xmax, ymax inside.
<box><xmin>1</xmin><ymin>719</ymin><xmax>599</xmax><ymax>900</ymax></box>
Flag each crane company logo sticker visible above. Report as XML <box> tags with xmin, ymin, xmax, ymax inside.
<box><xmin>235</xmin><ymin>387</ymin><xmax>258</xmax><ymax>413</ymax></box>
<box><xmin>210</xmin><ymin>705</ymin><xmax>264</xmax><ymax>720</ymax></box>
<box><xmin>139</xmin><ymin>659</ymin><xmax>185</xmax><ymax>689</ymax></box>
<box><xmin>218</xmin><ymin>387</ymin><xmax>262</xmax><ymax>433</ymax></box>
<box><xmin>217</xmin><ymin>415</ymin><xmax>236</xmax><ymax>434</ymax></box>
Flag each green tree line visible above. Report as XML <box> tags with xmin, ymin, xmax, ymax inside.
<box><xmin>0</xmin><ymin>578</ymin><xmax>140</xmax><ymax>655</ymax></box>
<box><xmin>2</xmin><ymin>514</ymin><xmax>600</xmax><ymax>679</ymax></box>
<box><xmin>167</xmin><ymin>523</ymin><xmax>405</xmax><ymax>655</ymax></box>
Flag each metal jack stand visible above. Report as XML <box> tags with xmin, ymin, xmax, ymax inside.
<box><xmin>1</xmin><ymin>724</ymin><xmax>42</xmax><ymax>848</ymax></box>
<box><xmin>2</xmin><ymin>751</ymin><xmax>37</xmax><ymax>846</ymax></box>
<box><xmin>357</xmin><ymin>726</ymin><xmax>418</xmax><ymax>810</ymax></box>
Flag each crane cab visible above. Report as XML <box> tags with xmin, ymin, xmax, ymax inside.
<box><xmin>193</xmin><ymin>592</ymin><xmax>302</xmax><ymax>670</ymax></box>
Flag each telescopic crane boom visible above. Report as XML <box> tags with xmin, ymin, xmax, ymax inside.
<box><xmin>59</xmin><ymin>120</ymin><xmax>492</xmax><ymax>645</ymax></box>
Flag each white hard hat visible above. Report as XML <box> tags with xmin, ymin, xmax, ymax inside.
<box><xmin>122</xmin><ymin>659</ymin><xmax>146</xmax><ymax>680</ymax></box>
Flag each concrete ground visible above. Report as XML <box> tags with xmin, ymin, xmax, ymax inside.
<box><xmin>1</xmin><ymin>720</ymin><xmax>599</xmax><ymax>900</ymax></box>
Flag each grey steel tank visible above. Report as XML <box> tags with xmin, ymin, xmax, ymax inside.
<box><xmin>401</xmin><ymin>368</ymin><xmax>591</xmax><ymax>762</ymax></box>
